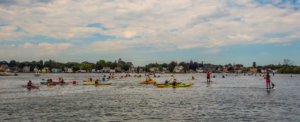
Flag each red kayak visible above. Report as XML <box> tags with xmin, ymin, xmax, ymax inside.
<box><xmin>22</xmin><ymin>85</ymin><xmax>40</xmax><ymax>89</ymax></box>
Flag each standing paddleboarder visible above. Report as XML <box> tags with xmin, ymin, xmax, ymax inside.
<box><xmin>266</xmin><ymin>73</ymin><xmax>271</xmax><ymax>89</ymax></box>
<box><xmin>207</xmin><ymin>72</ymin><xmax>211</xmax><ymax>82</ymax></box>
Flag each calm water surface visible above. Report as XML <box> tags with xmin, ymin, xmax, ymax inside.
<box><xmin>0</xmin><ymin>73</ymin><xmax>300</xmax><ymax>121</ymax></box>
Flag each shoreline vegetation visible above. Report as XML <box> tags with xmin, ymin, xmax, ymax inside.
<box><xmin>1</xmin><ymin>59</ymin><xmax>299</xmax><ymax>74</ymax></box>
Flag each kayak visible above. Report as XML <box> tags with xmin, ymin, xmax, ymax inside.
<box><xmin>83</xmin><ymin>83</ymin><xmax>112</xmax><ymax>85</ymax></box>
<box><xmin>44</xmin><ymin>83</ymin><xmax>56</xmax><ymax>86</ymax></box>
<box><xmin>107</xmin><ymin>78</ymin><xmax>115</xmax><ymax>80</ymax></box>
<box><xmin>192</xmin><ymin>78</ymin><xmax>195</xmax><ymax>80</ymax></box>
<box><xmin>83</xmin><ymin>80</ymin><xmax>109</xmax><ymax>82</ymax></box>
<box><xmin>156</xmin><ymin>83</ymin><xmax>193</xmax><ymax>88</ymax></box>
<box><xmin>40</xmin><ymin>82</ymin><xmax>57</xmax><ymax>84</ymax></box>
<box><xmin>137</xmin><ymin>77</ymin><xmax>142</xmax><ymax>78</ymax></box>
<box><xmin>22</xmin><ymin>85</ymin><xmax>40</xmax><ymax>89</ymax></box>
<box><xmin>155</xmin><ymin>83</ymin><xmax>185</xmax><ymax>86</ymax></box>
<box><xmin>140</xmin><ymin>80</ymin><xmax>156</xmax><ymax>84</ymax></box>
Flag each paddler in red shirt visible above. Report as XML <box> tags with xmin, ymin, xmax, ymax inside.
<box><xmin>207</xmin><ymin>72</ymin><xmax>211</xmax><ymax>82</ymax></box>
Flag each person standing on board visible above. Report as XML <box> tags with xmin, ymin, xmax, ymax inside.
<box><xmin>266</xmin><ymin>73</ymin><xmax>271</xmax><ymax>89</ymax></box>
<box><xmin>207</xmin><ymin>72</ymin><xmax>211</xmax><ymax>82</ymax></box>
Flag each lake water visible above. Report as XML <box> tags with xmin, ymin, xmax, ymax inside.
<box><xmin>0</xmin><ymin>73</ymin><xmax>299</xmax><ymax>121</ymax></box>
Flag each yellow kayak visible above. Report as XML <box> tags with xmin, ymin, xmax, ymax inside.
<box><xmin>83</xmin><ymin>80</ymin><xmax>95</xmax><ymax>82</ymax></box>
<box><xmin>156</xmin><ymin>83</ymin><xmax>193</xmax><ymax>88</ymax></box>
<box><xmin>192</xmin><ymin>78</ymin><xmax>195</xmax><ymax>80</ymax></box>
<box><xmin>137</xmin><ymin>76</ymin><xmax>142</xmax><ymax>78</ymax></box>
<box><xmin>83</xmin><ymin>83</ymin><xmax>112</xmax><ymax>85</ymax></box>
<box><xmin>139</xmin><ymin>80</ymin><xmax>156</xmax><ymax>84</ymax></box>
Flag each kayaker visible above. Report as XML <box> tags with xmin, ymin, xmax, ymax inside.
<box><xmin>61</xmin><ymin>79</ymin><xmax>65</xmax><ymax>83</ymax></box>
<box><xmin>192</xmin><ymin>76</ymin><xmax>194</xmax><ymax>79</ymax></box>
<box><xmin>28</xmin><ymin>80</ymin><xmax>32</xmax><ymax>86</ymax></box>
<box><xmin>108</xmin><ymin>76</ymin><xmax>111</xmax><ymax>79</ymax></box>
<box><xmin>90</xmin><ymin>78</ymin><xmax>92</xmax><ymax>81</ymax></box>
<box><xmin>207</xmin><ymin>72</ymin><xmax>211</xmax><ymax>82</ymax></box>
<box><xmin>102</xmin><ymin>77</ymin><xmax>105</xmax><ymax>81</ymax></box>
<box><xmin>95</xmin><ymin>79</ymin><xmax>99</xmax><ymax>84</ymax></box>
<box><xmin>173</xmin><ymin>79</ymin><xmax>176</xmax><ymax>86</ymax></box>
<box><xmin>165</xmin><ymin>79</ymin><xmax>169</xmax><ymax>84</ymax></box>
<box><xmin>145</xmin><ymin>78</ymin><xmax>148</xmax><ymax>82</ymax></box>
<box><xmin>222</xmin><ymin>75</ymin><xmax>225</xmax><ymax>78</ymax></box>
<box><xmin>266</xmin><ymin>73</ymin><xmax>271</xmax><ymax>89</ymax></box>
<box><xmin>158</xmin><ymin>75</ymin><xmax>160</xmax><ymax>77</ymax></box>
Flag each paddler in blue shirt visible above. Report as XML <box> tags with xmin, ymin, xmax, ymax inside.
<box><xmin>165</xmin><ymin>79</ymin><xmax>169</xmax><ymax>84</ymax></box>
<box><xmin>102</xmin><ymin>77</ymin><xmax>105</xmax><ymax>81</ymax></box>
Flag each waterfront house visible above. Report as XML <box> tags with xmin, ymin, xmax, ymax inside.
<box><xmin>102</xmin><ymin>67</ymin><xmax>110</xmax><ymax>73</ymax></box>
<box><xmin>110</xmin><ymin>70</ymin><xmax>115</xmax><ymax>73</ymax></box>
<box><xmin>33</xmin><ymin>67</ymin><xmax>38</xmax><ymax>72</ymax></box>
<box><xmin>51</xmin><ymin>68</ymin><xmax>62</xmax><ymax>73</ymax></box>
<box><xmin>249</xmin><ymin>68</ymin><xmax>257</xmax><ymax>73</ymax></box>
<box><xmin>67</xmin><ymin>68</ymin><xmax>73</xmax><ymax>73</ymax></box>
<box><xmin>23</xmin><ymin>66</ymin><xmax>31</xmax><ymax>72</ymax></box>
<box><xmin>41</xmin><ymin>69</ymin><xmax>47</xmax><ymax>73</ymax></box>
<box><xmin>91</xmin><ymin>69</ymin><xmax>96</xmax><ymax>73</ymax></box>
<box><xmin>0</xmin><ymin>64</ymin><xmax>9</xmax><ymax>71</ymax></box>
<box><xmin>64</xmin><ymin>67</ymin><xmax>68</xmax><ymax>72</ymax></box>
<box><xmin>116</xmin><ymin>67</ymin><xmax>122</xmax><ymax>72</ymax></box>
<box><xmin>173</xmin><ymin>66</ymin><xmax>183</xmax><ymax>73</ymax></box>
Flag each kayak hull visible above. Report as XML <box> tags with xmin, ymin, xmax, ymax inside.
<box><xmin>192</xmin><ymin>78</ymin><xmax>195</xmax><ymax>80</ymax></box>
<box><xmin>83</xmin><ymin>83</ymin><xmax>112</xmax><ymax>85</ymax></box>
<box><xmin>83</xmin><ymin>80</ymin><xmax>109</xmax><ymax>82</ymax></box>
<box><xmin>44</xmin><ymin>83</ymin><xmax>56</xmax><ymax>86</ymax></box>
<box><xmin>137</xmin><ymin>77</ymin><xmax>142</xmax><ymax>78</ymax></box>
<box><xmin>140</xmin><ymin>80</ymin><xmax>156</xmax><ymax>84</ymax></box>
<box><xmin>22</xmin><ymin>85</ymin><xmax>40</xmax><ymax>89</ymax></box>
<box><xmin>156</xmin><ymin>83</ymin><xmax>193</xmax><ymax>88</ymax></box>
<box><xmin>40</xmin><ymin>82</ymin><xmax>57</xmax><ymax>84</ymax></box>
<box><xmin>155</xmin><ymin>83</ymin><xmax>185</xmax><ymax>86</ymax></box>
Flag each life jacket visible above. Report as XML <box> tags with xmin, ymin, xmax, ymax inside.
<box><xmin>28</xmin><ymin>82</ymin><xmax>32</xmax><ymax>86</ymax></box>
<box><xmin>90</xmin><ymin>78</ymin><xmax>92</xmax><ymax>81</ymax></box>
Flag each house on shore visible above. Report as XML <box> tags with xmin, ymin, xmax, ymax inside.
<box><xmin>173</xmin><ymin>66</ymin><xmax>184</xmax><ymax>73</ymax></box>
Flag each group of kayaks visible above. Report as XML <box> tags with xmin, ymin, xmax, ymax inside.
<box><xmin>139</xmin><ymin>79</ymin><xmax>194</xmax><ymax>88</ymax></box>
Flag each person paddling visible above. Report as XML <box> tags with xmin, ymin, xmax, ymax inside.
<box><xmin>28</xmin><ymin>80</ymin><xmax>32</xmax><ymax>86</ymax></box>
<box><xmin>165</xmin><ymin>79</ymin><xmax>169</xmax><ymax>84</ymax></box>
<box><xmin>95</xmin><ymin>79</ymin><xmax>99</xmax><ymax>84</ymax></box>
<box><xmin>173</xmin><ymin>79</ymin><xmax>176</xmax><ymax>86</ymax></box>
<box><xmin>102</xmin><ymin>77</ymin><xmax>105</xmax><ymax>81</ymax></box>
<box><xmin>266</xmin><ymin>73</ymin><xmax>271</xmax><ymax>89</ymax></box>
<box><xmin>207</xmin><ymin>72</ymin><xmax>211</xmax><ymax>82</ymax></box>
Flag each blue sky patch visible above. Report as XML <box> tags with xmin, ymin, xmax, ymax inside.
<box><xmin>263</xmin><ymin>33</ymin><xmax>290</xmax><ymax>38</ymax></box>
<box><xmin>14</xmin><ymin>26</ymin><xmax>22</xmax><ymax>32</ymax></box>
<box><xmin>170</xmin><ymin>29</ymin><xmax>178</xmax><ymax>32</ymax></box>
<box><xmin>86</xmin><ymin>23</ymin><xmax>109</xmax><ymax>31</ymax></box>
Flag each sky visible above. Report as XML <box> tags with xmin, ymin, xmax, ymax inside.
<box><xmin>0</xmin><ymin>0</ymin><xmax>300</xmax><ymax>66</ymax></box>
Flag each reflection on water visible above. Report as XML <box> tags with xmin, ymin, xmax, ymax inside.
<box><xmin>0</xmin><ymin>73</ymin><xmax>300</xmax><ymax>121</ymax></box>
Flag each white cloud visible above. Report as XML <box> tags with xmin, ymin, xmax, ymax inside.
<box><xmin>201</xmin><ymin>49</ymin><xmax>221</xmax><ymax>54</ymax></box>
<box><xmin>0</xmin><ymin>0</ymin><xmax>300</xmax><ymax>60</ymax></box>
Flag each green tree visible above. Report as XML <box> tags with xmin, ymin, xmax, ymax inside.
<box><xmin>8</xmin><ymin>60</ymin><xmax>17</xmax><ymax>67</ymax></box>
<box><xmin>179</xmin><ymin>62</ymin><xmax>189</xmax><ymax>73</ymax></box>
<box><xmin>158</xmin><ymin>65</ymin><xmax>163</xmax><ymax>72</ymax></box>
<box><xmin>81</xmin><ymin>63</ymin><xmax>91</xmax><ymax>71</ymax></box>
<box><xmin>228</xmin><ymin>66</ymin><xmax>234</xmax><ymax>71</ymax></box>
<box><xmin>72</xmin><ymin>65</ymin><xmax>80</xmax><ymax>72</ymax></box>
<box><xmin>162</xmin><ymin>63</ymin><xmax>168</xmax><ymax>68</ymax></box>
<box><xmin>168</xmin><ymin>61</ymin><xmax>177</xmax><ymax>72</ymax></box>
<box><xmin>293</xmin><ymin>67</ymin><xmax>300</xmax><ymax>73</ymax></box>
<box><xmin>123</xmin><ymin>63</ymin><xmax>130</xmax><ymax>71</ymax></box>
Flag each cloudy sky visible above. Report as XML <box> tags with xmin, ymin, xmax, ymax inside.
<box><xmin>0</xmin><ymin>0</ymin><xmax>300</xmax><ymax>66</ymax></box>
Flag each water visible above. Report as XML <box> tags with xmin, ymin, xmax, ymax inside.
<box><xmin>0</xmin><ymin>73</ymin><xmax>300</xmax><ymax>121</ymax></box>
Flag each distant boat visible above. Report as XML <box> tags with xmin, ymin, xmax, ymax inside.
<box><xmin>0</xmin><ymin>71</ymin><xmax>15</xmax><ymax>76</ymax></box>
<box><xmin>34</xmin><ymin>71</ymin><xmax>41</xmax><ymax>76</ymax></box>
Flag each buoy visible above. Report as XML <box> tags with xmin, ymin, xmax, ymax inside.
<box><xmin>73</xmin><ymin>80</ymin><xmax>76</xmax><ymax>84</ymax></box>
<box><xmin>67</xmin><ymin>82</ymin><xmax>69</xmax><ymax>84</ymax></box>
